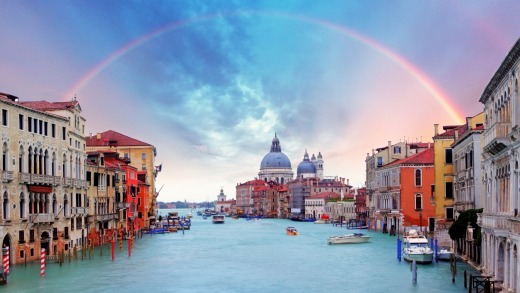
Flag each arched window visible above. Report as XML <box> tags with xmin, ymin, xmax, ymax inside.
<box><xmin>51</xmin><ymin>152</ymin><xmax>56</xmax><ymax>176</ymax></box>
<box><xmin>415</xmin><ymin>169</ymin><xmax>422</xmax><ymax>186</ymax></box>
<box><xmin>19</xmin><ymin>145</ymin><xmax>24</xmax><ymax>173</ymax></box>
<box><xmin>52</xmin><ymin>194</ymin><xmax>57</xmax><ymax>215</ymax></box>
<box><xmin>19</xmin><ymin>192</ymin><xmax>25</xmax><ymax>219</ymax></box>
<box><xmin>3</xmin><ymin>191</ymin><xmax>9</xmax><ymax>220</ymax></box>
<box><xmin>64</xmin><ymin>195</ymin><xmax>69</xmax><ymax>217</ymax></box>
<box><xmin>2</xmin><ymin>142</ymin><xmax>8</xmax><ymax>171</ymax></box>
<box><xmin>415</xmin><ymin>194</ymin><xmax>422</xmax><ymax>210</ymax></box>
<box><xmin>27</xmin><ymin>146</ymin><xmax>32</xmax><ymax>174</ymax></box>
<box><xmin>62</xmin><ymin>154</ymin><xmax>67</xmax><ymax>177</ymax></box>
<box><xmin>44</xmin><ymin>150</ymin><xmax>49</xmax><ymax>175</ymax></box>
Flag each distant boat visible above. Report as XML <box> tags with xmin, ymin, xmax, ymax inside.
<box><xmin>212</xmin><ymin>215</ymin><xmax>225</xmax><ymax>224</ymax></box>
<box><xmin>436</xmin><ymin>248</ymin><xmax>455</xmax><ymax>261</ymax></box>
<box><xmin>286</xmin><ymin>226</ymin><xmax>299</xmax><ymax>236</ymax></box>
<box><xmin>186</xmin><ymin>212</ymin><xmax>193</xmax><ymax>219</ymax></box>
<box><xmin>328</xmin><ymin>233</ymin><xmax>370</xmax><ymax>244</ymax></box>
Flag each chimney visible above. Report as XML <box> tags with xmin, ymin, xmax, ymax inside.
<box><xmin>96</xmin><ymin>133</ymin><xmax>101</xmax><ymax>139</ymax></box>
<box><xmin>388</xmin><ymin>141</ymin><xmax>391</xmax><ymax>160</ymax></box>
<box><xmin>347</xmin><ymin>178</ymin><xmax>349</xmax><ymax>186</ymax></box>
<box><xmin>434</xmin><ymin>124</ymin><xmax>439</xmax><ymax>136</ymax></box>
<box><xmin>372</xmin><ymin>149</ymin><xmax>375</xmax><ymax>155</ymax></box>
<box><xmin>454</xmin><ymin>129</ymin><xmax>459</xmax><ymax>140</ymax></box>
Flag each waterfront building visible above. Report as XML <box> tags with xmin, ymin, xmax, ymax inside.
<box><xmin>355</xmin><ymin>187</ymin><xmax>367</xmax><ymax>223</ymax></box>
<box><xmin>86</xmin><ymin>130</ymin><xmax>158</xmax><ymax>229</ymax></box>
<box><xmin>235</xmin><ymin>179</ymin><xmax>265</xmax><ymax>215</ymax></box>
<box><xmin>305</xmin><ymin>192</ymin><xmax>336</xmax><ymax>220</ymax></box>
<box><xmin>0</xmin><ymin>93</ymin><xmax>88</xmax><ymax>264</ymax></box>
<box><xmin>365</xmin><ymin>141</ymin><xmax>431</xmax><ymax>232</ymax></box>
<box><xmin>100</xmin><ymin>151</ymin><xmax>129</xmax><ymax>231</ymax></box>
<box><xmin>324</xmin><ymin>197</ymin><xmax>356</xmax><ymax>223</ymax></box>
<box><xmin>451</xmin><ymin>113</ymin><xmax>485</xmax><ymax>213</ymax></box>
<box><xmin>479</xmin><ymin>37</ymin><xmax>520</xmax><ymax>292</ymax></box>
<box><xmin>85</xmin><ymin>152</ymin><xmax>122</xmax><ymax>246</ymax></box>
<box><xmin>251</xmin><ymin>181</ymin><xmax>286</xmax><ymax>218</ymax></box>
<box><xmin>432</xmin><ymin>124</ymin><xmax>463</xmax><ymax>246</ymax></box>
<box><xmin>373</xmin><ymin>147</ymin><xmax>435</xmax><ymax>235</ymax></box>
<box><xmin>214</xmin><ymin>188</ymin><xmax>235</xmax><ymax>214</ymax></box>
<box><xmin>258</xmin><ymin>134</ymin><xmax>294</xmax><ymax>184</ymax></box>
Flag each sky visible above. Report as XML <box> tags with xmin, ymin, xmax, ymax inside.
<box><xmin>1</xmin><ymin>1</ymin><xmax>519</xmax><ymax>203</ymax></box>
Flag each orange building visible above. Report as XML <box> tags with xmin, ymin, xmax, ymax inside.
<box><xmin>375</xmin><ymin>147</ymin><xmax>435</xmax><ymax>235</ymax></box>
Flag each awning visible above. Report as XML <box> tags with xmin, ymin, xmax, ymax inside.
<box><xmin>28</xmin><ymin>185</ymin><xmax>53</xmax><ymax>193</ymax></box>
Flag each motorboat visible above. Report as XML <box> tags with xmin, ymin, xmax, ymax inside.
<box><xmin>436</xmin><ymin>248</ymin><xmax>455</xmax><ymax>261</ymax></box>
<box><xmin>402</xmin><ymin>229</ymin><xmax>434</xmax><ymax>264</ymax></box>
<box><xmin>286</xmin><ymin>226</ymin><xmax>299</xmax><ymax>236</ymax></box>
<box><xmin>328</xmin><ymin>233</ymin><xmax>370</xmax><ymax>244</ymax></box>
<box><xmin>186</xmin><ymin>212</ymin><xmax>193</xmax><ymax>219</ymax></box>
<box><xmin>212</xmin><ymin>215</ymin><xmax>225</xmax><ymax>224</ymax></box>
<box><xmin>314</xmin><ymin>219</ymin><xmax>330</xmax><ymax>224</ymax></box>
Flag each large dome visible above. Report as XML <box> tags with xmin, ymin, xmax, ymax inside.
<box><xmin>259</xmin><ymin>134</ymin><xmax>292</xmax><ymax>170</ymax></box>
<box><xmin>260</xmin><ymin>152</ymin><xmax>292</xmax><ymax>169</ymax></box>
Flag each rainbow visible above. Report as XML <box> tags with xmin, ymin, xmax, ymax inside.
<box><xmin>63</xmin><ymin>10</ymin><xmax>465</xmax><ymax>124</ymax></box>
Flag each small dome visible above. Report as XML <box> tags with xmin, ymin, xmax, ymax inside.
<box><xmin>297</xmin><ymin>160</ymin><xmax>316</xmax><ymax>174</ymax></box>
<box><xmin>297</xmin><ymin>150</ymin><xmax>316</xmax><ymax>174</ymax></box>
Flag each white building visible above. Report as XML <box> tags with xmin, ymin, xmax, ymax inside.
<box><xmin>479</xmin><ymin>37</ymin><xmax>520</xmax><ymax>292</ymax></box>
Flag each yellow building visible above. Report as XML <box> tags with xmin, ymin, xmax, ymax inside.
<box><xmin>86</xmin><ymin>130</ymin><xmax>158</xmax><ymax>229</ymax></box>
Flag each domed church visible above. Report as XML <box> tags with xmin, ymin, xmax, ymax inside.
<box><xmin>296</xmin><ymin>150</ymin><xmax>324</xmax><ymax>179</ymax></box>
<box><xmin>258</xmin><ymin>134</ymin><xmax>294</xmax><ymax>184</ymax></box>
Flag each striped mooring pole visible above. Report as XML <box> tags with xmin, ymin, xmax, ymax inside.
<box><xmin>2</xmin><ymin>246</ymin><xmax>9</xmax><ymax>275</ymax></box>
<box><xmin>40</xmin><ymin>248</ymin><xmax>46</xmax><ymax>277</ymax></box>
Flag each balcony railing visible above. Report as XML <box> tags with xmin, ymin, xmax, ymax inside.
<box><xmin>63</xmin><ymin>177</ymin><xmax>72</xmax><ymax>187</ymax></box>
<box><xmin>91</xmin><ymin>214</ymin><xmax>116</xmax><ymax>222</ymax></box>
<box><xmin>479</xmin><ymin>213</ymin><xmax>509</xmax><ymax>230</ymax></box>
<box><xmin>115</xmin><ymin>202</ymin><xmax>128</xmax><ymax>209</ymax></box>
<box><xmin>483</xmin><ymin>122</ymin><xmax>510</xmax><ymax>155</ymax></box>
<box><xmin>71</xmin><ymin>207</ymin><xmax>88</xmax><ymax>215</ymax></box>
<box><xmin>30</xmin><ymin>213</ymin><xmax>55</xmax><ymax>223</ymax></box>
<box><xmin>19</xmin><ymin>172</ymin><xmax>30</xmax><ymax>183</ymax></box>
<box><xmin>1</xmin><ymin>171</ymin><xmax>13</xmax><ymax>182</ymax></box>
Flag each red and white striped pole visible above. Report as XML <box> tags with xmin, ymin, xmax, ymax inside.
<box><xmin>40</xmin><ymin>248</ymin><xmax>46</xmax><ymax>277</ymax></box>
<box><xmin>2</xmin><ymin>246</ymin><xmax>9</xmax><ymax>276</ymax></box>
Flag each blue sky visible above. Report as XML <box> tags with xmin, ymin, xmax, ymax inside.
<box><xmin>1</xmin><ymin>1</ymin><xmax>519</xmax><ymax>202</ymax></box>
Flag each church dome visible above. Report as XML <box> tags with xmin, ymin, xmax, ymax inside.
<box><xmin>297</xmin><ymin>150</ymin><xmax>316</xmax><ymax>174</ymax></box>
<box><xmin>260</xmin><ymin>134</ymin><xmax>292</xmax><ymax>169</ymax></box>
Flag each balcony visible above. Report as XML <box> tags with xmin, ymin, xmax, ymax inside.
<box><xmin>115</xmin><ymin>202</ymin><xmax>128</xmax><ymax>210</ymax></box>
<box><xmin>19</xmin><ymin>172</ymin><xmax>30</xmax><ymax>183</ymax></box>
<box><xmin>90</xmin><ymin>214</ymin><xmax>116</xmax><ymax>222</ymax></box>
<box><xmin>1</xmin><ymin>171</ymin><xmax>13</xmax><ymax>182</ymax></box>
<box><xmin>30</xmin><ymin>213</ymin><xmax>55</xmax><ymax>223</ymax></box>
<box><xmin>31</xmin><ymin>174</ymin><xmax>44</xmax><ymax>184</ymax></box>
<box><xmin>71</xmin><ymin>207</ymin><xmax>88</xmax><ymax>215</ymax></box>
<box><xmin>479</xmin><ymin>213</ymin><xmax>509</xmax><ymax>230</ymax></box>
<box><xmin>63</xmin><ymin>177</ymin><xmax>72</xmax><ymax>187</ymax></box>
<box><xmin>483</xmin><ymin>121</ymin><xmax>510</xmax><ymax>155</ymax></box>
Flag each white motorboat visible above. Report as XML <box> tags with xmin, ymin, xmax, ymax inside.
<box><xmin>212</xmin><ymin>215</ymin><xmax>225</xmax><ymax>224</ymax></box>
<box><xmin>436</xmin><ymin>248</ymin><xmax>455</xmax><ymax>261</ymax></box>
<box><xmin>402</xmin><ymin>229</ymin><xmax>433</xmax><ymax>264</ymax></box>
<box><xmin>328</xmin><ymin>233</ymin><xmax>370</xmax><ymax>244</ymax></box>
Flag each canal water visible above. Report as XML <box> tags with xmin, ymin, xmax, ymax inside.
<box><xmin>6</xmin><ymin>209</ymin><xmax>478</xmax><ymax>293</ymax></box>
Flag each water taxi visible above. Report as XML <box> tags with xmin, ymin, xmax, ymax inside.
<box><xmin>402</xmin><ymin>229</ymin><xmax>434</xmax><ymax>264</ymax></box>
<box><xmin>328</xmin><ymin>233</ymin><xmax>370</xmax><ymax>244</ymax></box>
<box><xmin>286</xmin><ymin>226</ymin><xmax>299</xmax><ymax>236</ymax></box>
<box><xmin>212</xmin><ymin>215</ymin><xmax>225</xmax><ymax>224</ymax></box>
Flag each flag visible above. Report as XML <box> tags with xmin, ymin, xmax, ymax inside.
<box><xmin>155</xmin><ymin>164</ymin><xmax>162</xmax><ymax>172</ymax></box>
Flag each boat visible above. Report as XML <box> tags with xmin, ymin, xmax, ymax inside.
<box><xmin>314</xmin><ymin>219</ymin><xmax>330</xmax><ymax>224</ymax></box>
<box><xmin>328</xmin><ymin>233</ymin><xmax>370</xmax><ymax>244</ymax></box>
<box><xmin>212</xmin><ymin>215</ymin><xmax>225</xmax><ymax>224</ymax></box>
<box><xmin>402</xmin><ymin>229</ymin><xmax>434</xmax><ymax>264</ymax></box>
<box><xmin>186</xmin><ymin>212</ymin><xmax>193</xmax><ymax>219</ymax></box>
<box><xmin>436</xmin><ymin>248</ymin><xmax>455</xmax><ymax>261</ymax></box>
<box><xmin>286</xmin><ymin>226</ymin><xmax>299</xmax><ymax>236</ymax></box>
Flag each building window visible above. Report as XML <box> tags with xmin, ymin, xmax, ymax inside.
<box><xmin>445</xmin><ymin>182</ymin><xmax>454</xmax><ymax>199</ymax></box>
<box><xmin>141</xmin><ymin>153</ymin><xmax>146</xmax><ymax>160</ymax></box>
<box><xmin>377</xmin><ymin>157</ymin><xmax>383</xmax><ymax>167</ymax></box>
<box><xmin>415</xmin><ymin>169</ymin><xmax>422</xmax><ymax>186</ymax></box>
<box><xmin>18</xmin><ymin>230</ymin><xmax>25</xmax><ymax>243</ymax></box>
<box><xmin>44</xmin><ymin>121</ymin><xmax>48</xmax><ymax>136</ymax></box>
<box><xmin>62</xmin><ymin>127</ymin><xmax>66</xmax><ymax>140</ymax></box>
<box><xmin>28</xmin><ymin>117</ymin><xmax>32</xmax><ymax>132</ymax></box>
<box><xmin>19</xmin><ymin>114</ymin><xmax>23</xmax><ymax>130</ymax></box>
<box><xmin>142</xmin><ymin>164</ymin><xmax>146</xmax><ymax>171</ymax></box>
<box><xmin>51</xmin><ymin>124</ymin><xmax>56</xmax><ymax>138</ymax></box>
<box><xmin>445</xmin><ymin>149</ymin><xmax>453</xmax><ymax>164</ymax></box>
<box><xmin>2</xmin><ymin>109</ymin><xmax>7</xmax><ymax>126</ymax></box>
<box><xmin>446</xmin><ymin>207</ymin><xmax>454</xmax><ymax>220</ymax></box>
<box><xmin>415</xmin><ymin>194</ymin><xmax>422</xmax><ymax>210</ymax></box>
<box><xmin>394</xmin><ymin>146</ymin><xmax>401</xmax><ymax>154</ymax></box>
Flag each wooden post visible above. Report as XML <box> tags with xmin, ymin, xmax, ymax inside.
<box><xmin>469</xmin><ymin>274</ymin><xmax>472</xmax><ymax>293</ymax></box>
<box><xmin>464</xmin><ymin>270</ymin><xmax>467</xmax><ymax>288</ymax></box>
